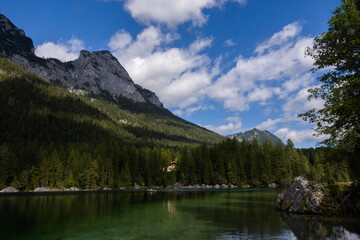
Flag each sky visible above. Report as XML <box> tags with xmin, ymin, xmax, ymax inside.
<box><xmin>0</xmin><ymin>0</ymin><xmax>341</xmax><ymax>148</ymax></box>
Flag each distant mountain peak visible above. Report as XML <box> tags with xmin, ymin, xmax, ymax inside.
<box><xmin>228</xmin><ymin>128</ymin><xmax>284</xmax><ymax>145</ymax></box>
<box><xmin>0</xmin><ymin>14</ymin><xmax>163</xmax><ymax>108</ymax></box>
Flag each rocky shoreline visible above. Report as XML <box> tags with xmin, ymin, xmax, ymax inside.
<box><xmin>0</xmin><ymin>182</ymin><xmax>279</xmax><ymax>193</ymax></box>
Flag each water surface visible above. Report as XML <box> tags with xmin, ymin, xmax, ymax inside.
<box><xmin>0</xmin><ymin>189</ymin><xmax>359</xmax><ymax>239</ymax></box>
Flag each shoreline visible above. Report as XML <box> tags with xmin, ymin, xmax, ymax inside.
<box><xmin>0</xmin><ymin>187</ymin><xmax>276</xmax><ymax>196</ymax></box>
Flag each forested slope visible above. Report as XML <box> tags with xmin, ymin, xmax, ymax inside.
<box><xmin>0</xmin><ymin>58</ymin><xmax>223</xmax><ymax>147</ymax></box>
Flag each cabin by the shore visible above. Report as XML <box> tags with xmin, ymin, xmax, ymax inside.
<box><xmin>166</xmin><ymin>161</ymin><xmax>177</xmax><ymax>172</ymax></box>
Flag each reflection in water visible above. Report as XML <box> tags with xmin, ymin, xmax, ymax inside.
<box><xmin>167</xmin><ymin>200</ymin><xmax>176</xmax><ymax>216</ymax></box>
<box><xmin>0</xmin><ymin>190</ymin><xmax>359</xmax><ymax>240</ymax></box>
<box><xmin>279</xmin><ymin>212</ymin><xmax>360</xmax><ymax>240</ymax></box>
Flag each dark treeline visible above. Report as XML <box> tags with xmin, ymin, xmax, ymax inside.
<box><xmin>178</xmin><ymin>139</ymin><xmax>352</xmax><ymax>186</ymax></box>
<box><xmin>0</xmin><ymin>138</ymin><xmax>353</xmax><ymax>190</ymax></box>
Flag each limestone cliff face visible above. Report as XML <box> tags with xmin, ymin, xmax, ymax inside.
<box><xmin>0</xmin><ymin>14</ymin><xmax>163</xmax><ymax>108</ymax></box>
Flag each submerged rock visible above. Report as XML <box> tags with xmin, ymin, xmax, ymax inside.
<box><xmin>0</xmin><ymin>187</ymin><xmax>19</xmax><ymax>193</ymax></box>
<box><xmin>276</xmin><ymin>176</ymin><xmax>324</xmax><ymax>214</ymax></box>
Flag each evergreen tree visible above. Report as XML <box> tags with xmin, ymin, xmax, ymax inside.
<box><xmin>119</xmin><ymin>161</ymin><xmax>132</xmax><ymax>187</ymax></box>
<box><xmin>0</xmin><ymin>144</ymin><xmax>17</xmax><ymax>188</ymax></box>
<box><xmin>85</xmin><ymin>160</ymin><xmax>99</xmax><ymax>189</ymax></box>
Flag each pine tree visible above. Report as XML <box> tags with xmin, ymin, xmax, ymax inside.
<box><xmin>119</xmin><ymin>161</ymin><xmax>132</xmax><ymax>187</ymax></box>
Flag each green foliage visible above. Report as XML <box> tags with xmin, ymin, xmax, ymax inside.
<box><xmin>118</xmin><ymin>161</ymin><xmax>132</xmax><ymax>187</ymax></box>
<box><xmin>286</xmin><ymin>139</ymin><xmax>294</xmax><ymax>148</ymax></box>
<box><xmin>0</xmin><ymin>144</ymin><xmax>17</xmax><ymax>188</ymax></box>
<box><xmin>84</xmin><ymin>160</ymin><xmax>99</xmax><ymax>189</ymax></box>
<box><xmin>300</xmin><ymin>0</ymin><xmax>360</xmax><ymax>152</ymax></box>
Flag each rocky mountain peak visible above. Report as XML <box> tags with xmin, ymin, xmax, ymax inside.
<box><xmin>78</xmin><ymin>49</ymin><xmax>91</xmax><ymax>59</ymax></box>
<box><xmin>0</xmin><ymin>14</ymin><xmax>34</xmax><ymax>56</ymax></box>
<box><xmin>228</xmin><ymin>128</ymin><xmax>284</xmax><ymax>145</ymax></box>
<box><xmin>0</xmin><ymin>14</ymin><xmax>163</xmax><ymax>108</ymax></box>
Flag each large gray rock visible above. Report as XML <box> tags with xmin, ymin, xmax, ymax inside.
<box><xmin>276</xmin><ymin>176</ymin><xmax>324</xmax><ymax>214</ymax></box>
<box><xmin>0</xmin><ymin>14</ymin><xmax>164</xmax><ymax>108</ymax></box>
<box><xmin>0</xmin><ymin>187</ymin><xmax>19</xmax><ymax>193</ymax></box>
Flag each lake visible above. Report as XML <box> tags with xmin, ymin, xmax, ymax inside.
<box><xmin>0</xmin><ymin>189</ymin><xmax>359</xmax><ymax>239</ymax></box>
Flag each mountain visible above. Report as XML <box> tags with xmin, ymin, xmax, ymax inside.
<box><xmin>0</xmin><ymin>14</ymin><xmax>223</xmax><ymax>146</ymax></box>
<box><xmin>228</xmin><ymin>128</ymin><xmax>284</xmax><ymax>145</ymax></box>
<box><xmin>0</xmin><ymin>14</ymin><xmax>162</xmax><ymax>107</ymax></box>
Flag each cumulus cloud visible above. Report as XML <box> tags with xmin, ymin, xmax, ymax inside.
<box><xmin>255</xmin><ymin>22</ymin><xmax>302</xmax><ymax>55</ymax></box>
<box><xmin>208</xmin><ymin>22</ymin><xmax>315</xmax><ymax>112</ymax></box>
<box><xmin>280</xmin><ymin>72</ymin><xmax>313</xmax><ymax>98</ymax></box>
<box><xmin>282</xmin><ymin>86</ymin><xmax>324</xmax><ymax>121</ymax></box>
<box><xmin>35</xmin><ymin>37</ymin><xmax>84</xmax><ymax>62</ymax></box>
<box><xmin>205</xmin><ymin>116</ymin><xmax>243</xmax><ymax>135</ymax></box>
<box><xmin>274</xmin><ymin>127</ymin><xmax>326</xmax><ymax>144</ymax></box>
<box><xmin>108</xmin><ymin>27</ymin><xmax>213</xmax><ymax>108</ymax></box>
<box><xmin>122</xmin><ymin>0</ymin><xmax>247</xmax><ymax>27</ymax></box>
<box><xmin>256</xmin><ymin>118</ymin><xmax>283</xmax><ymax>131</ymax></box>
<box><xmin>247</xmin><ymin>87</ymin><xmax>281</xmax><ymax>102</ymax></box>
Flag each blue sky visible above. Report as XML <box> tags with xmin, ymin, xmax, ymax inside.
<box><xmin>0</xmin><ymin>0</ymin><xmax>340</xmax><ymax>147</ymax></box>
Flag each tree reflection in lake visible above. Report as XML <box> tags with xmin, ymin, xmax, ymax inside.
<box><xmin>278</xmin><ymin>212</ymin><xmax>360</xmax><ymax>240</ymax></box>
<box><xmin>0</xmin><ymin>190</ymin><xmax>359</xmax><ymax>240</ymax></box>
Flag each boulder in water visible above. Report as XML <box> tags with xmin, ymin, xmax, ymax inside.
<box><xmin>276</xmin><ymin>176</ymin><xmax>324</xmax><ymax>214</ymax></box>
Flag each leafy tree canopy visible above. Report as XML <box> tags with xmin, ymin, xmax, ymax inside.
<box><xmin>300</xmin><ymin>0</ymin><xmax>360</xmax><ymax>151</ymax></box>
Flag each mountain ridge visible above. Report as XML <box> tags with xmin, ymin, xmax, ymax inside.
<box><xmin>0</xmin><ymin>13</ymin><xmax>224</xmax><ymax>146</ymax></box>
<box><xmin>0</xmin><ymin>14</ymin><xmax>163</xmax><ymax>108</ymax></box>
<box><xmin>228</xmin><ymin>128</ymin><xmax>284</xmax><ymax>145</ymax></box>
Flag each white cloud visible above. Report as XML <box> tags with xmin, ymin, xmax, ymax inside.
<box><xmin>35</xmin><ymin>37</ymin><xmax>84</xmax><ymax>62</ymax></box>
<box><xmin>256</xmin><ymin>118</ymin><xmax>283</xmax><ymax>131</ymax></box>
<box><xmin>204</xmin><ymin>115</ymin><xmax>242</xmax><ymax>135</ymax></box>
<box><xmin>205</xmin><ymin>121</ymin><xmax>242</xmax><ymax>135</ymax></box>
<box><xmin>173</xmin><ymin>109</ymin><xmax>184</xmax><ymax>116</ymax></box>
<box><xmin>208</xmin><ymin>22</ymin><xmax>314</xmax><ymax>112</ymax></box>
<box><xmin>280</xmin><ymin>72</ymin><xmax>313</xmax><ymax>98</ymax></box>
<box><xmin>283</xmin><ymin>86</ymin><xmax>324</xmax><ymax>117</ymax></box>
<box><xmin>225</xmin><ymin>116</ymin><xmax>241</xmax><ymax>123</ymax></box>
<box><xmin>161</xmin><ymin>70</ymin><xmax>211</xmax><ymax>108</ymax></box>
<box><xmin>184</xmin><ymin>104</ymin><xmax>215</xmax><ymax>115</ymax></box>
<box><xmin>189</xmin><ymin>37</ymin><xmax>214</xmax><ymax>53</ymax></box>
<box><xmin>108</xmin><ymin>30</ymin><xmax>132</xmax><ymax>50</ymax></box>
<box><xmin>122</xmin><ymin>0</ymin><xmax>247</xmax><ymax>27</ymax></box>
<box><xmin>255</xmin><ymin>22</ymin><xmax>302</xmax><ymax>55</ymax></box>
<box><xmin>274</xmin><ymin>127</ymin><xmax>325</xmax><ymax>144</ymax></box>
<box><xmin>247</xmin><ymin>87</ymin><xmax>281</xmax><ymax>102</ymax></box>
<box><xmin>225</xmin><ymin>39</ymin><xmax>236</xmax><ymax>47</ymax></box>
<box><xmin>109</xmin><ymin>27</ymin><xmax>214</xmax><ymax>109</ymax></box>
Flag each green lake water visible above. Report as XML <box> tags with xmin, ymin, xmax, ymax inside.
<box><xmin>0</xmin><ymin>189</ymin><xmax>359</xmax><ymax>240</ymax></box>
